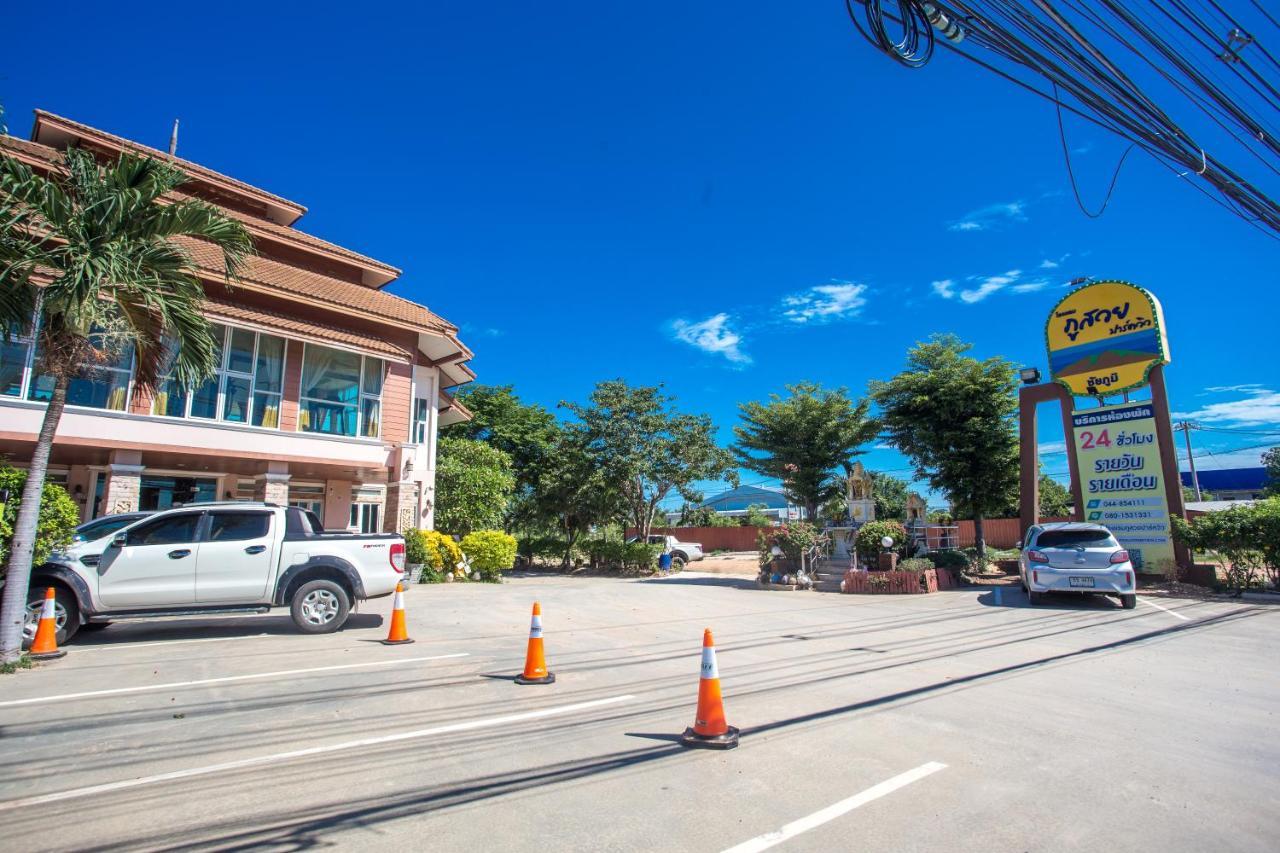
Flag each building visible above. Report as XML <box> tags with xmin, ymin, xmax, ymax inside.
<box><xmin>0</xmin><ymin>112</ymin><xmax>473</xmax><ymax>532</ymax></box>
<box><xmin>695</xmin><ymin>484</ymin><xmax>803</xmax><ymax>522</ymax></box>
<box><xmin>1180</xmin><ymin>467</ymin><xmax>1270</xmax><ymax>501</ymax></box>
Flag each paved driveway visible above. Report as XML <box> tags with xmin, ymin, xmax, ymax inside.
<box><xmin>1</xmin><ymin>574</ymin><xmax>1275</xmax><ymax>851</ymax></box>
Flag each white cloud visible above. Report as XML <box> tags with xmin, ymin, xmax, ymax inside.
<box><xmin>947</xmin><ymin>201</ymin><xmax>1027</xmax><ymax>233</ymax></box>
<box><xmin>1039</xmin><ymin>259</ymin><xmax>1059</xmax><ymax>269</ymax></box>
<box><xmin>1173</xmin><ymin>389</ymin><xmax>1280</xmax><ymax>427</ymax></box>
<box><xmin>873</xmin><ymin>443</ymin><xmax>895</xmax><ymax>451</ymax></box>
<box><xmin>781</xmin><ymin>282</ymin><xmax>867</xmax><ymax>324</ymax></box>
<box><xmin>1011</xmin><ymin>281</ymin><xmax>1048</xmax><ymax>294</ymax></box>
<box><xmin>932</xmin><ymin>267</ymin><xmax>1058</xmax><ymax>303</ymax></box>
<box><xmin>1203</xmin><ymin>384</ymin><xmax>1267</xmax><ymax>395</ymax></box>
<box><xmin>670</xmin><ymin>313</ymin><xmax>751</xmax><ymax>364</ymax></box>
<box><xmin>957</xmin><ymin>270</ymin><xmax>1020</xmax><ymax>303</ymax></box>
<box><xmin>1039</xmin><ymin>441</ymin><xmax>1067</xmax><ymax>456</ymax></box>
<box><xmin>931</xmin><ymin>279</ymin><xmax>955</xmax><ymax>299</ymax></box>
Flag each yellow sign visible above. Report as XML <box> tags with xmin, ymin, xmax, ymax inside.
<box><xmin>1046</xmin><ymin>280</ymin><xmax>1169</xmax><ymax>397</ymax></box>
<box><xmin>1072</xmin><ymin>402</ymin><xmax>1175</xmax><ymax>571</ymax></box>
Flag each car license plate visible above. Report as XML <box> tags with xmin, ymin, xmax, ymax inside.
<box><xmin>1069</xmin><ymin>576</ymin><xmax>1095</xmax><ymax>588</ymax></box>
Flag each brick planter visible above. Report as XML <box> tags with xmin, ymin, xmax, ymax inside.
<box><xmin>841</xmin><ymin>569</ymin><xmax>938</xmax><ymax>595</ymax></box>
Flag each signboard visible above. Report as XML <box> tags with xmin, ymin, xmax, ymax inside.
<box><xmin>1047</xmin><ymin>280</ymin><xmax>1169</xmax><ymax>397</ymax></box>
<box><xmin>1072</xmin><ymin>402</ymin><xmax>1175</xmax><ymax>571</ymax></box>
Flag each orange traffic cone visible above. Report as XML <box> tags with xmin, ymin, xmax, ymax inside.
<box><xmin>514</xmin><ymin>601</ymin><xmax>555</xmax><ymax>684</ymax></box>
<box><xmin>380</xmin><ymin>582</ymin><xmax>414</xmax><ymax>645</ymax></box>
<box><xmin>28</xmin><ymin>587</ymin><xmax>67</xmax><ymax>661</ymax></box>
<box><xmin>680</xmin><ymin>628</ymin><xmax>738</xmax><ymax>749</ymax></box>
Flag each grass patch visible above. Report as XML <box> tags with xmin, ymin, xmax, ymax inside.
<box><xmin>0</xmin><ymin>653</ymin><xmax>33</xmax><ymax>675</ymax></box>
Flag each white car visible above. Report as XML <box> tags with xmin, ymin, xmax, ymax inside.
<box><xmin>627</xmin><ymin>534</ymin><xmax>705</xmax><ymax>565</ymax></box>
<box><xmin>1019</xmin><ymin>522</ymin><xmax>1137</xmax><ymax>609</ymax></box>
<box><xmin>24</xmin><ymin>502</ymin><xmax>405</xmax><ymax>645</ymax></box>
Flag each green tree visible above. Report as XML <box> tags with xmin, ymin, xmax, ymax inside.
<box><xmin>526</xmin><ymin>430</ymin><xmax>620</xmax><ymax>563</ymax></box>
<box><xmin>434</xmin><ymin>436</ymin><xmax>516</xmax><ymax>535</ymax></box>
<box><xmin>1263</xmin><ymin>446</ymin><xmax>1280</xmax><ymax>497</ymax></box>
<box><xmin>871</xmin><ymin>472</ymin><xmax>911</xmax><ymax>520</ymax></box>
<box><xmin>0</xmin><ymin>149</ymin><xmax>252</xmax><ymax>664</ymax></box>
<box><xmin>677</xmin><ymin>504</ymin><xmax>737</xmax><ymax>527</ymax></box>
<box><xmin>0</xmin><ymin>464</ymin><xmax>79</xmax><ymax>572</ymax></box>
<box><xmin>871</xmin><ymin>335</ymin><xmax>1019</xmax><ymax>562</ymax></box>
<box><xmin>743</xmin><ymin>503</ymin><xmax>773</xmax><ymax>527</ymax></box>
<box><xmin>733</xmin><ymin>382</ymin><xmax>879</xmax><ymax>523</ymax></box>
<box><xmin>444</xmin><ymin>384</ymin><xmax>558</xmax><ymax>495</ymax></box>
<box><xmin>562</xmin><ymin>380</ymin><xmax>737</xmax><ymax>539</ymax></box>
<box><xmin>1037</xmin><ymin>475</ymin><xmax>1074</xmax><ymax>517</ymax></box>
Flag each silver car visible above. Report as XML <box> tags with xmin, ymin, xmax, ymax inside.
<box><xmin>1019</xmin><ymin>522</ymin><xmax>1137</xmax><ymax>609</ymax></box>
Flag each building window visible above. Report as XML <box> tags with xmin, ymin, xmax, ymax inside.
<box><xmin>349</xmin><ymin>485</ymin><xmax>384</xmax><ymax>533</ymax></box>
<box><xmin>154</xmin><ymin>324</ymin><xmax>286</xmax><ymax>428</ymax></box>
<box><xmin>288</xmin><ymin>482</ymin><xmax>326</xmax><ymax>521</ymax></box>
<box><xmin>412</xmin><ymin>398</ymin><xmax>430</xmax><ymax>445</ymax></box>
<box><xmin>299</xmin><ymin>344</ymin><xmax>384</xmax><ymax>438</ymax></box>
<box><xmin>13</xmin><ymin>326</ymin><xmax>134</xmax><ymax>412</ymax></box>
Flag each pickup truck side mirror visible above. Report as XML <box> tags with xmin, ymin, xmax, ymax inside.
<box><xmin>111</xmin><ymin>532</ymin><xmax>128</xmax><ymax>548</ymax></box>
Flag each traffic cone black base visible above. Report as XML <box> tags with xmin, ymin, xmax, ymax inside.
<box><xmin>29</xmin><ymin>649</ymin><xmax>67</xmax><ymax>661</ymax></box>
<box><xmin>680</xmin><ymin>725</ymin><xmax>739</xmax><ymax>750</ymax></box>
<box><xmin>380</xmin><ymin>637</ymin><xmax>415</xmax><ymax>646</ymax></box>
<box><xmin>514</xmin><ymin>672</ymin><xmax>556</xmax><ymax>685</ymax></box>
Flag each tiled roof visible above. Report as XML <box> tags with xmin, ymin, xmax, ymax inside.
<box><xmin>0</xmin><ymin>135</ymin><xmax>399</xmax><ymax>282</ymax></box>
<box><xmin>33</xmin><ymin>111</ymin><xmax>307</xmax><ymax>218</ymax></box>
<box><xmin>204</xmin><ymin>298</ymin><xmax>412</xmax><ymax>361</ymax></box>
<box><xmin>180</xmin><ymin>238</ymin><xmax>455</xmax><ymax>334</ymax></box>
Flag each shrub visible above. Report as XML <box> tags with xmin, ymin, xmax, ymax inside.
<box><xmin>411</xmin><ymin>529</ymin><xmax>463</xmax><ymax>582</ymax></box>
<box><xmin>758</xmin><ymin>521</ymin><xmax>825</xmax><ymax>567</ymax></box>
<box><xmin>854</xmin><ymin>520</ymin><xmax>908</xmax><ymax>562</ymax></box>
<box><xmin>623</xmin><ymin>542</ymin><xmax>662</xmax><ymax>571</ymax></box>
<box><xmin>899</xmin><ymin>557</ymin><xmax>935</xmax><ymax>572</ymax></box>
<box><xmin>460</xmin><ymin>530</ymin><xmax>517</xmax><ymax>582</ymax></box>
<box><xmin>930</xmin><ymin>549</ymin><xmax>969</xmax><ymax>570</ymax></box>
<box><xmin>1172</xmin><ymin>499</ymin><xmax>1280</xmax><ymax>591</ymax></box>
<box><xmin>518</xmin><ymin>536</ymin><xmax>569</xmax><ymax>565</ymax></box>
<box><xmin>581</xmin><ymin>537</ymin><xmax>626</xmax><ymax>568</ymax></box>
<box><xmin>0</xmin><ymin>464</ymin><xmax>80</xmax><ymax>575</ymax></box>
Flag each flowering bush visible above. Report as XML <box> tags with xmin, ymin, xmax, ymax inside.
<box><xmin>758</xmin><ymin>521</ymin><xmax>825</xmax><ymax>566</ymax></box>
<box><xmin>460</xmin><ymin>530</ymin><xmax>517</xmax><ymax>582</ymax></box>
<box><xmin>854</xmin><ymin>520</ymin><xmax>907</xmax><ymax>563</ymax></box>
<box><xmin>407</xmin><ymin>529</ymin><xmax>464</xmax><ymax>583</ymax></box>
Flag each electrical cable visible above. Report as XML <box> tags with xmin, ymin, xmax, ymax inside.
<box><xmin>1053</xmin><ymin>81</ymin><xmax>1136</xmax><ymax>216</ymax></box>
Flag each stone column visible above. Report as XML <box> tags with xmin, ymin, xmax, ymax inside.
<box><xmin>102</xmin><ymin>463</ymin><xmax>143</xmax><ymax>515</ymax></box>
<box><xmin>253</xmin><ymin>472</ymin><xmax>291</xmax><ymax>505</ymax></box>
<box><xmin>385</xmin><ymin>481</ymin><xmax>420</xmax><ymax>533</ymax></box>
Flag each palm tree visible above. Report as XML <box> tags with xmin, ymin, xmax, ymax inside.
<box><xmin>0</xmin><ymin>147</ymin><xmax>252</xmax><ymax>663</ymax></box>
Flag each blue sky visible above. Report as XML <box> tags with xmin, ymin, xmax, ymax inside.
<box><xmin>3</xmin><ymin>1</ymin><xmax>1277</xmax><ymax>505</ymax></box>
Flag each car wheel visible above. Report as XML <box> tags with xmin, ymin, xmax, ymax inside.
<box><xmin>1027</xmin><ymin>590</ymin><xmax>1044</xmax><ymax>606</ymax></box>
<box><xmin>671</xmin><ymin>556</ymin><xmax>686</xmax><ymax>571</ymax></box>
<box><xmin>24</xmin><ymin>585</ymin><xmax>80</xmax><ymax>647</ymax></box>
<box><xmin>1120</xmin><ymin>593</ymin><xmax>1137</xmax><ymax>610</ymax></box>
<box><xmin>290</xmin><ymin>580</ymin><xmax>351</xmax><ymax>634</ymax></box>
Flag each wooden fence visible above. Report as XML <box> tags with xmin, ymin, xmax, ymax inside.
<box><xmin>954</xmin><ymin>517</ymin><xmax>1072</xmax><ymax>549</ymax></box>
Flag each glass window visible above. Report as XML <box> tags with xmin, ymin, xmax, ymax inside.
<box><xmin>350</xmin><ymin>502</ymin><xmax>380</xmax><ymax>533</ymax></box>
<box><xmin>412</xmin><ymin>398</ymin><xmax>429</xmax><ymax>444</ymax></box>
<box><xmin>1036</xmin><ymin>529</ymin><xmax>1118</xmax><ymax>548</ymax></box>
<box><xmin>208</xmin><ymin>512</ymin><xmax>271</xmax><ymax>542</ymax></box>
<box><xmin>153</xmin><ymin>325</ymin><xmax>286</xmax><ymax>430</ymax></box>
<box><xmin>28</xmin><ymin>327</ymin><xmax>133</xmax><ymax>412</ymax></box>
<box><xmin>126</xmin><ymin>513</ymin><xmax>201</xmax><ymax>547</ymax></box>
<box><xmin>300</xmin><ymin>345</ymin><xmax>383</xmax><ymax>438</ymax></box>
<box><xmin>1</xmin><ymin>334</ymin><xmax>33</xmax><ymax>398</ymax></box>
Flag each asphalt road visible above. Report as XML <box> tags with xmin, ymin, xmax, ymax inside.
<box><xmin>1</xmin><ymin>573</ymin><xmax>1276</xmax><ymax>852</ymax></box>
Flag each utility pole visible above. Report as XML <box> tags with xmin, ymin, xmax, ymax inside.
<box><xmin>1175</xmin><ymin>421</ymin><xmax>1201</xmax><ymax>502</ymax></box>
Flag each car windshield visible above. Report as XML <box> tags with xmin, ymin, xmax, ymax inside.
<box><xmin>1037</xmin><ymin>529</ymin><xmax>1118</xmax><ymax>549</ymax></box>
<box><xmin>74</xmin><ymin>516</ymin><xmax>138</xmax><ymax>542</ymax></box>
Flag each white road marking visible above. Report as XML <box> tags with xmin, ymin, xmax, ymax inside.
<box><xmin>0</xmin><ymin>653</ymin><xmax>470</xmax><ymax>708</ymax></box>
<box><xmin>1140</xmin><ymin>597</ymin><xmax>1191</xmax><ymax>621</ymax></box>
<box><xmin>721</xmin><ymin>762</ymin><xmax>948</xmax><ymax>853</ymax></box>
<box><xmin>77</xmin><ymin>633</ymin><xmax>271</xmax><ymax>651</ymax></box>
<box><xmin>0</xmin><ymin>694</ymin><xmax>636</xmax><ymax>811</ymax></box>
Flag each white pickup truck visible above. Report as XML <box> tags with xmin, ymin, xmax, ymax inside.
<box><xmin>24</xmin><ymin>502</ymin><xmax>405</xmax><ymax>645</ymax></box>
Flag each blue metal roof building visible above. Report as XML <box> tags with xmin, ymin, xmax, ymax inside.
<box><xmin>1179</xmin><ymin>467</ymin><xmax>1270</xmax><ymax>499</ymax></box>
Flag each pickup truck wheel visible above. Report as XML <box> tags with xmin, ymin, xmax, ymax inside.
<box><xmin>671</xmin><ymin>556</ymin><xmax>686</xmax><ymax>571</ymax></box>
<box><xmin>291</xmin><ymin>580</ymin><xmax>350</xmax><ymax>634</ymax></box>
<box><xmin>24</xmin><ymin>586</ymin><xmax>80</xmax><ymax>647</ymax></box>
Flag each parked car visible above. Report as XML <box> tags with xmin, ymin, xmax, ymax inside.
<box><xmin>626</xmin><ymin>534</ymin><xmax>705</xmax><ymax>566</ymax></box>
<box><xmin>71</xmin><ymin>511</ymin><xmax>153</xmax><ymax>544</ymax></box>
<box><xmin>24</xmin><ymin>501</ymin><xmax>405</xmax><ymax>645</ymax></box>
<box><xmin>1019</xmin><ymin>522</ymin><xmax>1136</xmax><ymax>609</ymax></box>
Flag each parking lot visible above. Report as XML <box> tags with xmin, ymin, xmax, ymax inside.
<box><xmin>2</xmin><ymin>573</ymin><xmax>1276</xmax><ymax>852</ymax></box>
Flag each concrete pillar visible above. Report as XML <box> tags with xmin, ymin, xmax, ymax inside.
<box><xmin>102</xmin><ymin>451</ymin><xmax>144</xmax><ymax>515</ymax></box>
